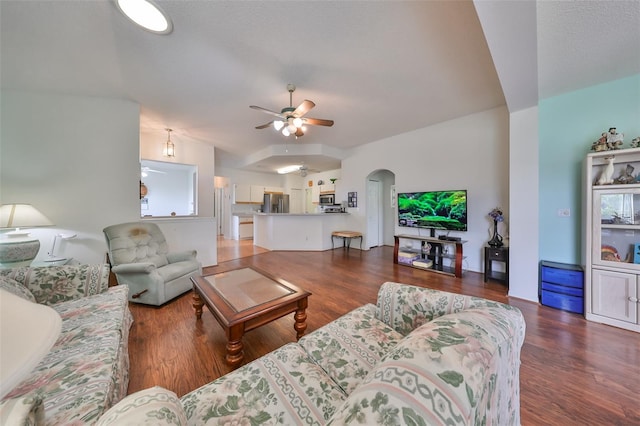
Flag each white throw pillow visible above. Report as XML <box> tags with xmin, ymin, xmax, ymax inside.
<box><xmin>0</xmin><ymin>290</ymin><xmax>61</xmax><ymax>399</ymax></box>
<box><xmin>96</xmin><ymin>386</ymin><xmax>187</xmax><ymax>426</ymax></box>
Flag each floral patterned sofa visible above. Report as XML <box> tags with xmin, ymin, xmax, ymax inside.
<box><xmin>0</xmin><ymin>264</ymin><xmax>132</xmax><ymax>425</ymax></box>
<box><xmin>97</xmin><ymin>282</ymin><xmax>526</xmax><ymax>426</ymax></box>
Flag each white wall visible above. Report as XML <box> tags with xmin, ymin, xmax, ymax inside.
<box><xmin>509</xmin><ymin>106</ymin><xmax>539</xmax><ymax>301</ymax></box>
<box><xmin>0</xmin><ymin>90</ymin><xmax>140</xmax><ymax>263</ymax></box>
<box><xmin>340</xmin><ymin>106</ymin><xmax>510</xmax><ymax>273</ymax></box>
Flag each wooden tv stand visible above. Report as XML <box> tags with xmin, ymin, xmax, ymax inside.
<box><xmin>394</xmin><ymin>234</ymin><xmax>466</xmax><ymax>278</ymax></box>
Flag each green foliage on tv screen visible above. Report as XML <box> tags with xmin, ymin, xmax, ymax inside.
<box><xmin>398</xmin><ymin>191</ymin><xmax>467</xmax><ymax>231</ymax></box>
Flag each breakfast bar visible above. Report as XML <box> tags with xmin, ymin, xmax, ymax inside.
<box><xmin>253</xmin><ymin>213</ymin><xmax>350</xmax><ymax>251</ymax></box>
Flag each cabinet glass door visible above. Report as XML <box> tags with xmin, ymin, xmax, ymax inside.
<box><xmin>593</xmin><ymin>188</ymin><xmax>640</xmax><ymax>269</ymax></box>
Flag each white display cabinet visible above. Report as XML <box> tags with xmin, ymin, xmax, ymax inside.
<box><xmin>584</xmin><ymin>148</ymin><xmax>640</xmax><ymax>332</ymax></box>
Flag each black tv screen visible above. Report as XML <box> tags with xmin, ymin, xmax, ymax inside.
<box><xmin>398</xmin><ymin>190</ymin><xmax>467</xmax><ymax>231</ymax></box>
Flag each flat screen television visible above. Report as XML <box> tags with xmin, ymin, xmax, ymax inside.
<box><xmin>397</xmin><ymin>190</ymin><xmax>467</xmax><ymax>232</ymax></box>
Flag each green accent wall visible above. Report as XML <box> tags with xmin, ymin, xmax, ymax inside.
<box><xmin>539</xmin><ymin>74</ymin><xmax>640</xmax><ymax>265</ymax></box>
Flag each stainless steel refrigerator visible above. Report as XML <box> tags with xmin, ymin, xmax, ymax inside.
<box><xmin>262</xmin><ymin>193</ymin><xmax>290</xmax><ymax>213</ymax></box>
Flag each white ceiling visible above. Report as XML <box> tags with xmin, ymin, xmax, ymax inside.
<box><xmin>1</xmin><ymin>1</ymin><xmax>638</xmax><ymax>174</ymax></box>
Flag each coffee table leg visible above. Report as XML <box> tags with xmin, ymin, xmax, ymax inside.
<box><xmin>226</xmin><ymin>325</ymin><xmax>244</xmax><ymax>367</ymax></box>
<box><xmin>192</xmin><ymin>290</ymin><xmax>203</xmax><ymax>319</ymax></box>
<box><xmin>294</xmin><ymin>298</ymin><xmax>308</xmax><ymax>340</ymax></box>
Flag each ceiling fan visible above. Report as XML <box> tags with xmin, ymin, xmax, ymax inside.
<box><xmin>250</xmin><ymin>84</ymin><xmax>334</xmax><ymax>138</ymax></box>
<box><xmin>141</xmin><ymin>166</ymin><xmax>166</xmax><ymax>177</ymax></box>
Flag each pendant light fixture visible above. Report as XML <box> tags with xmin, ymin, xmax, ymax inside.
<box><xmin>163</xmin><ymin>128</ymin><xmax>175</xmax><ymax>157</ymax></box>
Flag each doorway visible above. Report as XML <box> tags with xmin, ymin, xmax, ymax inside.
<box><xmin>365</xmin><ymin>170</ymin><xmax>396</xmax><ymax>248</ymax></box>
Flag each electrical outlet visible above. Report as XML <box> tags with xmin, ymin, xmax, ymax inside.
<box><xmin>558</xmin><ymin>208</ymin><xmax>571</xmax><ymax>217</ymax></box>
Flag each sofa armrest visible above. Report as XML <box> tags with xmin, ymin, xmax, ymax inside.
<box><xmin>375</xmin><ymin>282</ymin><xmax>505</xmax><ymax>335</ymax></box>
<box><xmin>96</xmin><ymin>386</ymin><xmax>187</xmax><ymax>426</ymax></box>
<box><xmin>111</xmin><ymin>263</ymin><xmax>156</xmax><ymax>275</ymax></box>
<box><xmin>0</xmin><ymin>264</ymin><xmax>110</xmax><ymax>306</ymax></box>
<box><xmin>166</xmin><ymin>250</ymin><xmax>197</xmax><ymax>264</ymax></box>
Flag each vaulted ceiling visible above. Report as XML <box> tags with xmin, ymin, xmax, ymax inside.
<box><xmin>1</xmin><ymin>1</ymin><xmax>638</xmax><ymax>173</ymax></box>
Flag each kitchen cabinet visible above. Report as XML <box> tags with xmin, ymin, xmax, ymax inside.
<box><xmin>234</xmin><ymin>184</ymin><xmax>264</xmax><ymax>204</ymax></box>
<box><xmin>320</xmin><ymin>184</ymin><xmax>335</xmax><ymax>193</ymax></box>
<box><xmin>250</xmin><ymin>185</ymin><xmax>265</xmax><ymax>203</ymax></box>
<box><xmin>264</xmin><ymin>186</ymin><xmax>284</xmax><ymax>194</ymax></box>
<box><xmin>232</xmin><ymin>215</ymin><xmax>254</xmax><ymax>240</ymax></box>
<box><xmin>238</xmin><ymin>222</ymin><xmax>253</xmax><ymax>239</ymax></box>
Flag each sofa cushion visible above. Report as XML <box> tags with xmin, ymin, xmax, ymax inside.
<box><xmin>328</xmin><ymin>307</ymin><xmax>524</xmax><ymax>426</ymax></box>
<box><xmin>0</xmin><ymin>276</ymin><xmax>35</xmax><ymax>302</ymax></box>
<box><xmin>3</xmin><ymin>286</ymin><xmax>132</xmax><ymax>425</ymax></box>
<box><xmin>0</xmin><ymin>264</ymin><xmax>110</xmax><ymax>305</ymax></box>
<box><xmin>97</xmin><ymin>387</ymin><xmax>187</xmax><ymax>426</ymax></box>
<box><xmin>299</xmin><ymin>304</ymin><xmax>404</xmax><ymax>394</ymax></box>
<box><xmin>181</xmin><ymin>343</ymin><xmax>348</xmax><ymax>425</ymax></box>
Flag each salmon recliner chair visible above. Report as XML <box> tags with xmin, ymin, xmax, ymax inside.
<box><xmin>103</xmin><ymin>222</ymin><xmax>202</xmax><ymax>306</ymax></box>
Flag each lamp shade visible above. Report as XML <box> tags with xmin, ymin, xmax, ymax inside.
<box><xmin>0</xmin><ymin>204</ymin><xmax>53</xmax><ymax>229</ymax></box>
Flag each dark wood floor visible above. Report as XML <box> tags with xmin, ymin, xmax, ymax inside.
<box><xmin>128</xmin><ymin>245</ymin><xmax>640</xmax><ymax>425</ymax></box>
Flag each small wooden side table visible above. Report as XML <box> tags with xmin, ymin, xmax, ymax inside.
<box><xmin>484</xmin><ymin>246</ymin><xmax>509</xmax><ymax>285</ymax></box>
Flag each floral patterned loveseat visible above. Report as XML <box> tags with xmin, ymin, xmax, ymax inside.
<box><xmin>0</xmin><ymin>264</ymin><xmax>132</xmax><ymax>425</ymax></box>
<box><xmin>97</xmin><ymin>282</ymin><xmax>525</xmax><ymax>426</ymax></box>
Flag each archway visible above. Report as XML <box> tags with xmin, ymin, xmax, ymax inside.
<box><xmin>365</xmin><ymin>169</ymin><xmax>396</xmax><ymax>248</ymax></box>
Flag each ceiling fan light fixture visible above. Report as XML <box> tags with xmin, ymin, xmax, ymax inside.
<box><xmin>115</xmin><ymin>0</ymin><xmax>173</xmax><ymax>34</ymax></box>
<box><xmin>287</xmin><ymin>123</ymin><xmax>297</xmax><ymax>133</ymax></box>
<box><xmin>277</xmin><ymin>165</ymin><xmax>302</xmax><ymax>174</ymax></box>
<box><xmin>282</xmin><ymin>127</ymin><xmax>290</xmax><ymax>137</ymax></box>
<box><xmin>273</xmin><ymin>120</ymin><xmax>284</xmax><ymax>131</ymax></box>
<box><xmin>293</xmin><ymin>117</ymin><xmax>303</xmax><ymax>128</ymax></box>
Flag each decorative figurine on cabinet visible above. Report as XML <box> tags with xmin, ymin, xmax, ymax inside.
<box><xmin>614</xmin><ymin>164</ymin><xmax>636</xmax><ymax>185</ymax></box>
<box><xmin>591</xmin><ymin>133</ymin><xmax>609</xmax><ymax>151</ymax></box>
<box><xmin>590</xmin><ymin>128</ymin><xmax>625</xmax><ymax>152</ymax></box>
<box><xmin>597</xmin><ymin>156</ymin><xmax>615</xmax><ymax>185</ymax></box>
<box><xmin>606</xmin><ymin>127</ymin><xmax>624</xmax><ymax>150</ymax></box>
<box><xmin>631</xmin><ymin>136</ymin><xmax>640</xmax><ymax>148</ymax></box>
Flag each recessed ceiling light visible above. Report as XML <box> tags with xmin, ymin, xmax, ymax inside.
<box><xmin>115</xmin><ymin>0</ymin><xmax>173</xmax><ymax>35</ymax></box>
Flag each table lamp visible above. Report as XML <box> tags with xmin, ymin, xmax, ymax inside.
<box><xmin>0</xmin><ymin>204</ymin><xmax>54</xmax><ymax>267</ymax></box>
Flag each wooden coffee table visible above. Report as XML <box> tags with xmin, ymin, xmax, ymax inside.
<box><xmin>191</xmin><ymin>267</ymin><xmax>311</xmax><ymax>367</ymax></box>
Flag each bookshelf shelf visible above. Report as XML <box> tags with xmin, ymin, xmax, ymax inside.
<box><xmin>393</xmin><ymin>234</ymin><xmax>466</xmax><ymax>278</ymax></box>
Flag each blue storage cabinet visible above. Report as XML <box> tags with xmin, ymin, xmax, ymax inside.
<box><xmin>539</xmin><ymin>261</ymin><xmax>584</xmax><ymax>314</ymax></box>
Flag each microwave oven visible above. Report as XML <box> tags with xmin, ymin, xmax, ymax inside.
<box><xmin>319</xmin><ymin>193</ymin><xmax>335</xmax><ymax>205</ymax></box>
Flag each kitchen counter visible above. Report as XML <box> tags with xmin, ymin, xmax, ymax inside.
<box><xmin>254</xmin><ymin>212</ymin><xmax>352</xmax><ymax>251</ymax></box>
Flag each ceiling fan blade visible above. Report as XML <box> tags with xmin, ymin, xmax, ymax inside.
<box><xmin>295</xmin><ymin>127</ymin><xmax>304</xmax><ymax>137</ymax></box>
<box><xmin>250</xmin><ymin>105</ymin><xmax>284</xmax><ymax>118</ymax></box>
<box><xmin>304</xmin><ymin>117</ymin><xmax>334</xmax><ymax>127</ymax></box>
<box><xmin>141</xmin><ymin>167</ymin><xmax>166</xmax><ymax>174</ymax></box>
<box><xmin>293</xmin><ymin>100</ymin><xmax>315</xmax><ymax>117</ymax></box>
<box><xmin>255</xmin><ymin>121</ymin><xmax>273</xmax><ymax>129</ymax></box>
